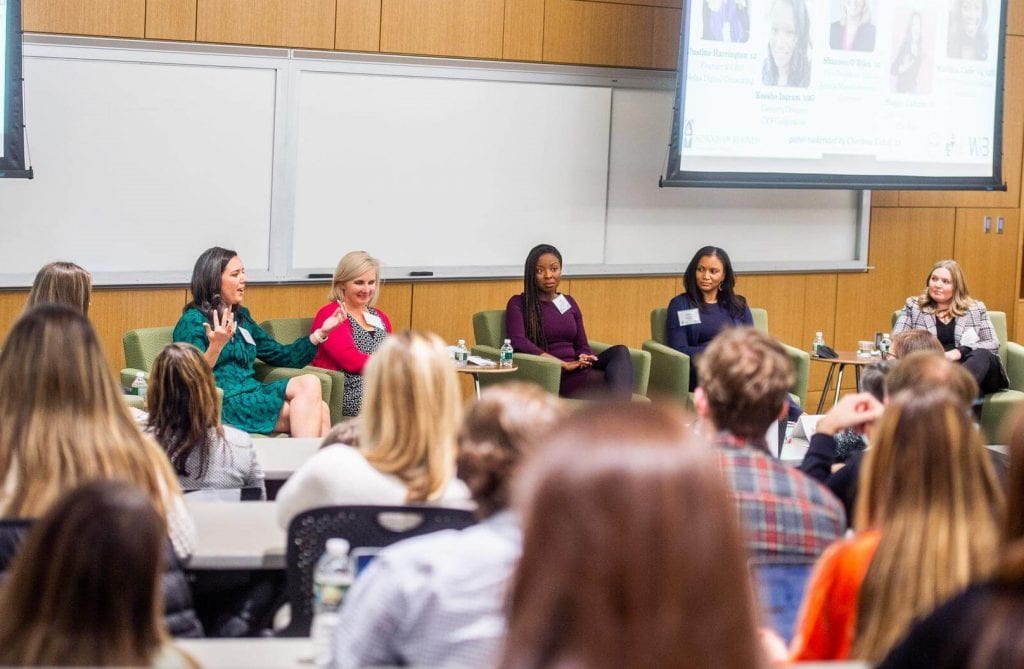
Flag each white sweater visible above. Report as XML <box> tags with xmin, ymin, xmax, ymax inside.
<box><xmin>275</xmin><ymin>443</ymin><xmax>471</xmax><ymax>529</ymax></box>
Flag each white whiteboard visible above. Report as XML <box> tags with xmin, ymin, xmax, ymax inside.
<box><xmin>0</xmin><ymin>43</ymin><xmax>280</xmax><ymax>280</ymax></box>
<box><xmin>0</xmin><ymin>36</ymin><xmax>868</xmax><ymax>287</ymax></box>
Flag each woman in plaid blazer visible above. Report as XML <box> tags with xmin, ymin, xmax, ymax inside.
<box><xmin>893</xmin><ymin>259</ymin><xmax>1008</xmax><ymax>394</ymax></box>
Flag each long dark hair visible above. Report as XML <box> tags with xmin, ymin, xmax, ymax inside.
<box><xmin>0</xmin><ymin>481</ymin><xmax>170</xmax><ymax>666</ymax></box>
<box><xmin>499</xmin><ymin>403</ymin><xmax>764</xmax><ymax>669</ymax></box>
<box><xmin>147</xmin><ymin>343</ymin><xmax>223</xmax><ymax>478</ymax></box>
<box><xmin>947</xmin><ymin>0</ymin><xmax>988</xmax><ymax>60</ymax></box>
<box><xmin>521</xmin><ymin>244</ymin><xmax>562</xmax><ymax>350</ymax></box>
<box><xmin>762</xmin><ymin>0</ymin><xmax>812</xmax><ymax>86</ymax></box>
<box><xmin>185</xmin><ymin>246</ymin><xmax>238</xmax><ymax>318</ymax></box>
<box><xmin>683</xmin><ymin>246</ymin><xmax>747</xmax><ymax>318</ymax></box>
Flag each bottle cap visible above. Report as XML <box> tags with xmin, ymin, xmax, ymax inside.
<box><xmin>326</xmin><ymin>538</ymin><xmax>350</xmax><ymax>556</ymax></box>
<box><xmin>815</xmin><ymin>331</ymin><xmax>823</xmax><ymax>338</ymax></box>
<box><xmin>457</xmin><ymin>339</ymin><xmax>466</xmax><ymax>346</ymax></box>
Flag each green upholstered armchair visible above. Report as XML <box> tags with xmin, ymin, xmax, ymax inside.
<box><xmin>470</xmin><ymin>310</ymin><xmax>651</xmax><ymax>398</ymax></box>
<box><xmin>891</xmin><ymin>309</ymin><xmax>1024</xmax><ymax>443</ymax></box>
<box><xmin>259</xmin><ymin>318</ymin><xmax>347</xmax><ymax>426</ymax></box>
<box><xmin>643</xmin><ymin>307</ymin><xmax>809</xmax><ymax>408</ymax></box>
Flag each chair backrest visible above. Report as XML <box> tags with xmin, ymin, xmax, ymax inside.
<box><xmin>650</xmin><ymin>308</ymin><xmax>668</xmax><ymax>345</ymax></box>
<box><xmin>891</xmin><ymin>309</ymin><xmax>1008</xmax><ymax>365</ymax></box>
<box><xmin>261</xmin><ymin>318</ymin><xmax>315</xmax><ymax>344</ymax></box>
<box><xmin>751</xmin><ymin>307</ymin><xmax>768</xmax><ymax>332</ymax></box>
<box><xmin>473</xmin><ymin>310</ymin><xmax>506</xmax><ymax>349</ymax></box>
<box><xmin>281</xmin><ymin>505</ymin><xmax>477</xmax><ymax>636</ymax></box>
<box><xmin>122</xmin><ymin>326</ymin><xmax>174</xmax><ymax>372</ymax></box>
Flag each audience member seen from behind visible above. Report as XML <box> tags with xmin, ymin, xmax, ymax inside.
<box><xmin>888</xmin><ymin>329</ymin><xmax>942</xmax><ymax>359</ymax></box>
<box><xmin>890</xmin><ymin>12</ymin><xmax>926</xmax><ymax>94</ymax></box>
<box><xmin>25</xmin><ymin>260</ymin><xmax>91</xmax><ymax>314</ymax></box>
<box><xmin>0</xmin><ymin>481</ymin><xmax>196</xmax><ymax>667</ymax></box>
<box><xmin>332</xmin><ymin>383</ymin><xmax>566</xmax><ymax>668</ymax></box>
<box><xmin>695</xmin><ymin>327</ymin><xmax>845</xmax><ymax>562</ymax></box>
<box><xmin>762</xmin><ymin>0</ymin><xmax>812</xmax><ymax>87</ymax></box>
<box><xmin>276</xmin><ymin>331</ymin><xmax>470</xmax><ymax>528</ymax></box>
<box><xmin>830</xmin><ymin>0</ymin><xmax>876</xmax><ymax>51</ymax></box>
<box><xmin>791</xmin><ymin>388</ymin><xmax>1003</xmax><ymax>662</ymax></box>
<box><xmin>310</xmin><ymin>251</ymin><xmax>393</xmax><ymax>417</ymax></box>
<box><xmin>0</xmin><ymin>305</ymin><xmax>194</xmax><ymax>558</ymax></box>
<box><xmin>880</xmin><ymin>402</ymin><xmax>1024</xmax><ymax>668</ymax></box>
<box><xmin>800</xmin><ymin>353</ymin><xmax>978</xmax><ymax>522</ymax></box>
<box><xmin>666</xmin><ymin>246</ymin><xmax>752</xmax><ymax>390</ymax></box>
<box><xmin>144</xmin><ymin>343</ymin><xmax>265</xmax><ymax>499</ymax></box>
<box><xmin>947</xmin><ymin>0</ymin><xmax>988</xmax><ymax>60</ymax></box>
<box><xmin>893</xmin><ymin>259</ymin><xmax>1008</xmax><ymax>395</ymax></box>
<box><xmin>174</xmin><ymin>246</ymin><xmax>345</xmax><ymax>437</ymax></box>
<box><xmin>498</xmin><ymin>402</ymin><xmax>765</xmax><ymax>669</ymax></box>
<box><xmin>505</xmin><ymin>244</ymin><xmax>633</xmax><ymax>399</ymax></box>
<box><xmin>703</xmin><ymin>0</ymin><xmax>750</xmax><ymax>43</ymax></box>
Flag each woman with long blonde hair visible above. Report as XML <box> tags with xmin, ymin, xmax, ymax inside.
<box><xmin>0</xmin><ymin>481</ymin><xmax>197</xmax><ymax>667</ymax></box>
<box><xmin>276</xmin><ymin>330</ymin><xmax>468</xmax><ymax>528</ymax></box>
<box><xmin>893</xmin><ymin>259</ymin><xmax>1007</xmax><ymax>395</ymax></box>
<box><xmin>0</xmin><ymin>304</ymin><xmax>194</xmax><ymax>557</ymax></box>
<box><xmin>791</xmin><ymin>387</ymin><xmax>1003</xmax><ymax>662</ymax></box>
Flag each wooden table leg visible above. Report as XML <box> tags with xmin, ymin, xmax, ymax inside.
<box><xmin>816</xmin><ymin>362</ymin><xmax>837</xmax><ymax>414</ymax></box>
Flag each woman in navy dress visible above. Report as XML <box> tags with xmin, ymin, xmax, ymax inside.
<box><xmin>667</xmin><ymin>246</ymin><xmax>753</xmax><ymax>390</ymax></box>
<box><xmin>506</xmin><ymin>244</ymin><xmax>633</xmax><ymax>399</ymax></box>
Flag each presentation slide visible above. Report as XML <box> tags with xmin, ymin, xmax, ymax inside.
<box><xmin>669</xmin><ymin>0</ymin><xmax>1004</xmax><ymax>187</ymax></box>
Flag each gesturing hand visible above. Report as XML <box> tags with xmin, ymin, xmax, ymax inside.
<box><xmin>203</xmin><ymin>308</ymin><xmax>234</xmax><ymax>350</ymax></box>
<box><xmin>320</xmin><ymin>305</ymin><xmax>348</xmax><ymax>334</ymax></box>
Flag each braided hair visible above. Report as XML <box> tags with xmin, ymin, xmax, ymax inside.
<box><xmin>522</xmin><ymin>244</ymin><xmax>562</xmax><ymax>350</ymax></box>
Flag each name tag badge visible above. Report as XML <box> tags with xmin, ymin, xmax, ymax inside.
<box><xmin>552</xmin><ymin>294</ymin><xmax>572</xmax><ymax>315</ymax></box>
<box><xmin>677</xmin><ymin>308</ymin><xmax>701</xmax><ymax>327</ymax></box>
<box><xmin>238</xmin><ymin>326</ymin><xmax>255</xmax><ymax>346</ymax></box>
<box><xmin>364</xmin><ymin>312</ymin><xmax>385</xmax><ymax>330</ymax></box>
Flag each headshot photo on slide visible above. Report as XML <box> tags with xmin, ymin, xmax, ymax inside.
<box><xmin>702</xmin><ymin>0</ymin><xmax>751</xmax><ymax>43</ymax></box>
<box><xmin>762</xmin><ymin>0</ymin><xmax>812</xmax><ymax>87</ymax></box>
<box><xmin>946</xmin><ymin>0</ymin><xmax>989</xmax><ymax>60</ymax></box>
<box><xmin>890</xmin><ymin>3</ymin><xmax>933</xmax><ymax>95</ymax></box>
<box><xmin>829</xmin><ymin>0</ymin><xmax>876</xmax><ymax>52</ymax></box>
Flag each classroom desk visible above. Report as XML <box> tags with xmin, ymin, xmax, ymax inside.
<box><xmin>456</xmin><ymin>363</ymin><xmax>518</xmax><ymax>398</ymax></box>
<box><xmin>185</xmin><ymin>500</ymin><xmax>285</xmax><ymax>570</ymax></box>
<box><xmin>178</xmin><ymin>638</ymin><xmax>310</xmax><ymax>667</ymax></box>
<box><xmin>254</xmin><ymin>438</ymin><xmax>320</xmax><ymax>480</ymax></box>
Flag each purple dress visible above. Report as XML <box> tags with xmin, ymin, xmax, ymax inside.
<box><xmin>505</xmin><ymin>293</ymin><xmax>594</xmax><ymax>397</ymax></box>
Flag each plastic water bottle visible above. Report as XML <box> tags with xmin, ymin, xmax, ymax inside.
<box><xmin>310</xmin><ymin>538</ymin><xmax>353</xmax><ymax>667</ymax></box>
<box><xmin>811</xmin><ymin>332</ymin><xmax>825</xmax><ymax>356</ymax></box>
<box><xmin>131</xmin><ymin>371</ymin><xmax>148</xmax><ymax>400</ymax></box>
<box><xmin>499</xmin><ymin>338</ymin><xmax>514</xmax><ymax>368</ymax></box>
<box><xmin>880</xmin><ymin>333</ymin><xmax>892</xmax><ymax>357</ymax></box>
<box><xmin>455</xmin><ymin>339</ymin><xmax>469</xmax><ymax>367</ymax></box>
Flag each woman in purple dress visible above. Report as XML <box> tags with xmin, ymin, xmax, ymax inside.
<box><xmin>505</xmin><ymin>244</ymin><xmax>633</xmax><ymax>399</ymax></box>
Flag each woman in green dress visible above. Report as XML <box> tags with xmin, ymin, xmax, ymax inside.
<box><xmin>173</xmin><ymin>247</ymin><xmax>345</xmax><ymax>436</ymax></box>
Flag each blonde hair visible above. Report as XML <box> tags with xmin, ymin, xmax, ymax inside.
<box><xmin>329</xmin><ymin>251</ymin><xmax>382</xmax><ymax>307</ymax></box>
<box><xmin>842</xmin><ymin>0</ymin><xmax>871</xmax><ymax>26</ymax></box>
<box><xmin>0</xmin><ymin>305</ymin><xmax>182</xmax><ymax>522</ymax></box>
<box><xmin>851</xmin><ymin>388</ymin><xmax>1003</xmax><ymax>661</ymax></box>
<box><xmin>696</xmin><ymin>327</ymin><xmax>794</xmax><ymax>441</ymax></box>
<box><xmin>916</xmin><ymin>259</ymin><xmax>975</xmax><ymax>317</ymax></box>
<box><xmin>358</xmin><ymin>331</ymin><xmax>461</xmax><ymax>502</ymax></box>
<box><xmin>25</xmin><ymin>261</ymin><xmax>92</xmax><ymax>315</ymax></box>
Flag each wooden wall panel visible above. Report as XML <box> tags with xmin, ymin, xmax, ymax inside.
<box><xmin>241</xmin><ymin>281</ymin><xmax>413</xmax><ymax>330</ymax></box>
<box><xmin>502</xmin><ymin>0</ymin><xmax>545</xmax><ymax>62</ymax></box>
<box><xmin>409</xmin><ymin>280</ymin><xmax>520</xmax><ymax>346</ymax></box>
<box><xmin>196</xmin><ymin>0</ymin><xmax>336</xmax><ymax>49</ymax></box>
<box><xmin>569</xmin><ymin>276</ymin><xmax>678</xmax><ymax>348</ymax></box>
<box><xmin>835</xmin><ymin>208</ymin><xmax>956</xmax><ymax>352</ymax></box>
<box><xmin>954</xmin><ymin>208</ymin><xmax>1021</xmax><ymax>325</ymax></box>
<box><xmin>1010</xmin><ymin>0</ymin><xmax>1024</xmax><ymax>37</ymax></box>
<box><xmin>145</xmin><ymin>0</ymin><xmax>197</xmax><ymax>40</ymax></box>
<box><xmin>583</xmin><ymin>0</ymin><xmax>680</xmax><ymax>7</ymax></box>
<box><xmin>898</xmin><ymin>36</ymin><xmax>1024</xmax><ymax>209</ymax></box>
<box><xmin>380</xmin><ymin>0</ymin><xmax>504</xmax><ymax>59</ymax></box>
<box><xmin>870</xmin><ymin>191</ymin><xmax>899</xmax><ymax>207</ymax></box>
<box><xmin>651</xmin><ymin>7</ymin><xmax>681</xmax><ymax>69</ymax></box>
<box><xmin>0</xmin><ymin>292</ymin><xmax>29</xmax><ymax>347</ymax></box>
<box><xmin>23</xmin><ymin>0</ymin><xmax>145</xmax><ymax>37</ymax></box>
<box><xmin>335</xmin><ymin>0</ymin><xmax>381</xmax><ymax>52</ymax></box>
<box><xmin>90</xmin><ymin>287</ymin><xmax>188</xmax><ymax>372</ymax></box>
<box><xmin>543</xmin><ymin>0</ymin><xmax>654</xmax><ymax>68</ymax></box>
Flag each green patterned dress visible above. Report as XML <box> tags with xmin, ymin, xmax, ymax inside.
<box><xmin>173</xmin><ymin>306</ymin><xmax>318</xmax><ymax>434</ymax></box>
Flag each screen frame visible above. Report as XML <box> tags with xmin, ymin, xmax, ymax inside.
<box><xmin>662</xmin><ymin>0</ymin><xmax>1008</xmax><ymax>191</ymax></box>
<box><xmin>1</xmin><ymin>0</ymin><xmax>30</xmax><ymax>178</ymax></box>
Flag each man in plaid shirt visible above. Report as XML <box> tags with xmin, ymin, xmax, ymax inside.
<box><xmin>694</xmin><ymin>327</ymin><xmax>845</xmax><ymax>563</ymax></box>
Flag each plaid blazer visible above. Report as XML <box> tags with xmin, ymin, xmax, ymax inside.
<box><xmin>893</xmin><ymin>297</ymin><xmax>1000</xmax><ymax>354</ymax></box>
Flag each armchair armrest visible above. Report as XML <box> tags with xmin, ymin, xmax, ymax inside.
<box><xmin>1006</xmin><ymin>341</ymin><xmax>1024</xmax><ymax>393</ymax></box>
<box><xmin>471</xmin><ymin>345</ymin><xmax>563</xmax><ymax>395</ymax></box>
<box><xmin>780</xmin><ymin>343</ymin><xmax>810</xmax><ymax>408</ymax></box>
<box><xmin>590</xmin><ymin>341</ymin><xmax>651</xmax><ymax>397</ymax></box>
<box><xmin>642</xmin><ymin>340</ymin><xmax>691</xmax><ymax>406</ymax></box>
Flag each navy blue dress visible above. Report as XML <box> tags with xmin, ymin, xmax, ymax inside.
<box><xmin>666</xmin><ymin>293</ymin><xmax>753</xmax><ymax>389</ymax></box>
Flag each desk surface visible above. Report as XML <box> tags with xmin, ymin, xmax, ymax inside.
<box><xmin>185</xmin><ymin>500</ymin><xmax>285</xmax><ymax>570</ymax></box>
<box><xmin>811</xmin><ymin>352</ymin><xmax>883</xmax><ymax>366</ymax></box>
<box><xmin>178</xmin><ymin>638</ymin><xmax>310</xmax><ymax>667</ymax></box>
<box><xmin>254</xmin><ymin>438</ymin><xmax>320</xmax><ymax>480</ymax></box>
